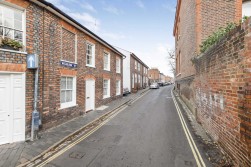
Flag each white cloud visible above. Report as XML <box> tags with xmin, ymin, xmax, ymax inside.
<box><xmin>81</xmin><ymin>2</ymin><xmax>96</xmax><ymax>13</ymax></box>
<box><xmin>101</xmin><ymin>32</ymin><xmax>126</xmax><ymax>40</ymax></box>
<box><xmin>103</xmin><ymin>6</ymin><xmax>121</xmax><ymax>15</ymax></box>
<box><xmin>68</xmin><ymin>12</ymin><xmax>100</xmax><ymax>32</ymax></box>
<box><xmin>136</xmin><ymin>0</ymin><xmax>145</xmax><ymax>9</ymax></box>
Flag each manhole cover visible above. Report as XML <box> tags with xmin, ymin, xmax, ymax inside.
<box><xmin>45</xmin><ymin>163</ymin><xmax>59</xmax><ymax>167</ymax></box>
<box><xmin>184</xmin><ymin>160</ymin><xmax>194</xmax><ymax>166</ymax></box>
<box><xmin>69</xmin><ymin>151</ymin><xmax>86</xmax><ymax>159</ymax></box>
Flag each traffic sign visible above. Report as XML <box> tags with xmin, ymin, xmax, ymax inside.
<box><xmin>27</xmin><ymin>54</ymin><xmax>39</xmax><ymax>69</ymax></box>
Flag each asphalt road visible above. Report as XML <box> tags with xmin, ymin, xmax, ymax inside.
<box><xmin>45</xmin><ymin>86</ymin><xmax>211</xmax><ymax>167</ymax></box>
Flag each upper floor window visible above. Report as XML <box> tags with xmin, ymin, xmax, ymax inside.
<box><xmin>135</xmin><ymin>61</ymin><xmax>137</xmax><ymax>70</ymax></box>
<box><xmin>0</xmin><ymin>4</ymin><xmax>25</xmax><ymax>48</ymax></box>
<box><xmin>138</xmin><ymin>63</ymin><xmax>140</xmax><ymax>71</ymax></box>
<box><xmin>116</xmin><ymin>57</ymin><xmax>121</xmax><ymax>73</ymax></box>
<box><xmin>242</xmin><ymin>0</ymin><xmax>251</xmax><ymax>17</ymax></box>
<box><xmin>104</xmin><ymin>52</ymin><xmax>110</xmax><ymax>71</ymax></box>
<box><xmin>86</xmin><ymin>42</ymin><xmax>95</xmax><ymax>67</ymax></box>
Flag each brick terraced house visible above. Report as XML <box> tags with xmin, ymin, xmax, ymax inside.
<box><xmin>174</xmin><ymin>0</ymin><xmax>251</xmax><ymax>165</ymax></box>
<box><xmin>117</xmin><ymin>48</ymin><xmax>149</xmax><ymax>94</ymax></box>
<box><xmin>148</xmin><ymin>68</ymin><xmax>160</xmax><ymax>84</ymax></box>
<box><xmin>0</xmin><ymin>0</ymin><xmax>124</xmax><ymax>145</ymax></box>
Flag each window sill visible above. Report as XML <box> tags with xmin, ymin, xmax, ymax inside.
<box><xmin>176</xmin><ymin>73</ymin><xmax>181</xmax><ymax>77</ymax></box>
<box><xmin>59</xmin><ymin>103</ymin><xmax>78</xmax><ymax>110</ymax></box>
<box><xmin>116</xmin><ymin>94</ymin><xmax>121</xmax><ymax>96</ymax></box>
<box><xmin>116</xmin><ymin>72</ymin><xmax>121</xmax><ymax>74</ymax></box>
<box><xmin>86</xmin><ymin>65</ymin><xmax>96</xmax><ymax>68</ymax></box>
<box><xmin>103</xmin><ymin>96</ymin><xmax>110</xmax><ymax>99</ymax></box>
<box><xmin>0</xmin><ymin>48</ymin><xmax>27</xmax><ymax>54</ymax></box>
<box><xmin>104</xmin><ymin>69</ymin><xmax>110</xmax><ymax>72</ymax></box>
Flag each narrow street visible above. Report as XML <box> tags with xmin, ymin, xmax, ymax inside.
<box><xmin>39</xmin><ymin>86</ymin><xmax>211</xmax><ymax>167</ymax></box>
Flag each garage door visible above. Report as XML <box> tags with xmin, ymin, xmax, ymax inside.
<box><xmin>0</xmin><ymin>73</ymin><xmax>25</xmax><ymax>145</ymax></box>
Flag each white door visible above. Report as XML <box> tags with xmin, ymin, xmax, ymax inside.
<box><xmin>0</xmin><ymin>73</ymin><xmax>25</xmax><ymax>145</ymax></box>
<box><xmin>85</xmin><ymin>79</ymin><xmax>95</xmax><ymax>112</ymax></box>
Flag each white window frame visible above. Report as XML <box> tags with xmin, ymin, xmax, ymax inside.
<box><xmin>116</xmin><ymin>57</ymin><xmax>121</xmax><ymax>73</ymax></box>
<box><xmin>135</xmin><ymin>61</ymin><xmax>137</xmax><ymax>70</ymax></box>
<box><xmin>60</xmin><ymin>76</ymin><xmax>76</xmax><ymax>109</ymax></box>
<box><xmin>103</xmin><ymin>79</ymin><xmax>110</xmax><ymax>99</ymax></box>
<box><xmin>103</xmin><ymin>51</ymin><xmax>110</xmax><ymax>71</ymax></box>
<box><xmin>86</xmin><ymin>41</ymin><xmax>95</xmax><ymax>67</ymax></box>
<box><xmin>138</xmin><ymin>74</ymin><xmax>141</xmax><ymax>84</ymax></box>
<box><xmin>0</xmin><ymin>3</ymin><xmax>26</xmax><ymax>50</ymax></box>
<box><xmin>138</xmin><ymin>63</ymin><xmax>140</xmax><ymax>71</ymax></box>
<box><xmin>116</xmin><ymin>80</ymin><xmax>121</xmax><ymax>95</ymax></box>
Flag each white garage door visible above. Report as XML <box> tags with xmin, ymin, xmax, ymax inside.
<box><xmin>0</xmin><ymin>73</ymin><xmax>25</xmax><ymax>145</ymax></box>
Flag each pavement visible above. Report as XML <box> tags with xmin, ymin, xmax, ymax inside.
<box><xmin>0</xmin><ymin>88</ymin><xmax>149</xmax><ymax>167</ymax></box>
<box><xmin>38</xmin><ymin>86</ymin><xmax>212</xmax><ymax>167</ymax></box>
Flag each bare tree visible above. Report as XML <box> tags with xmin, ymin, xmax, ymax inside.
<box><xmin>166</xmin><ymin>50</ymin><xmax>176</xmax><ymax>76</ymax></box>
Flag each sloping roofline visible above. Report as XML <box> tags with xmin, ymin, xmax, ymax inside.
<box><xmin>31</xmin><ymin>0</ymin><xmax>125</xmax><ymax>58</ymax></box>
<box><xmin>130</xmin><ymin>53</ymin><xmax>149</xmax><ymax>69</ymax></box>
<box><xmin>173</xmin><ymin>0</ymin><xmax>181</xmax><ymax>36</ymax></box>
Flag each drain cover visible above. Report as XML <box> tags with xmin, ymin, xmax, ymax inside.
<box><xmin>184</xmin><ymin>160</ymin><xmax>193</xmax><ymax>166</ymax></box>
<box><xmin>69</xmin><ymin>151</ymin><xmax>86</xmax><ymax>159</ymax></box>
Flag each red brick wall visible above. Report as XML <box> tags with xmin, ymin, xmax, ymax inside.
<box><xmin>0</xmin><ymin>0</ymin><xmax>123</xmax><ymax>134</ymax></box>
<box><xmin>174</xmin><ymin>0</ymin><xmax>243</xmax><ymax>116</ymax></box>
<box><xmin>199</xmin><ymin>0</ymin><xmax>242</xmax><ymax>50</ymax></box>
<box><xmin>174</xmin><ymin>0</ymin><xmax>197</xmax><ymax>113</ymax></box>
<box><xmin>194</xmin><ymin>18</ymin><xmax>251</xmax><ymax>166</ymax></box>
<box><xmin>148</xmin><ymin>69</ymin><xmax>160</xmax><ymax>83</ymax></box>
<box><xmin>61</xmin><ymin>28</ymin><xmax>76</xmax><ymax>62</ymax></box>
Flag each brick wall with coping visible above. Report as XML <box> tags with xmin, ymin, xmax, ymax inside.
<box><xmin>194</xmin><ymin>18</ymin><xmax>251</xmax><ymax>166</ymax></box>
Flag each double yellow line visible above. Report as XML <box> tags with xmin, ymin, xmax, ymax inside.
<box><xmin>171</xmin><ymin>91</ymin><xmax>206</xmax><ymax>167</ymax></box>
<box><xmin>36</xmin><ymin>105</ymin><xmax>127</xmax><ymax>167</ymax></box>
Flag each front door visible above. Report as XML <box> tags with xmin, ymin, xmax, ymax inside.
<box><xmin>85</xmin><ymin>79</ymin><xmax>95</xmax><ymax>112</ymax></box>
<box><xmin>0</xmin><ymin>73</ymin><xmax>25</xmax><ymax>145</ymax></box>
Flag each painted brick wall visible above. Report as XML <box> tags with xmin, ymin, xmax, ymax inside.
<box><xmin>194</xmin><ymin>18</ymin><xmax>251</xmax><ymax>166</ymax></box>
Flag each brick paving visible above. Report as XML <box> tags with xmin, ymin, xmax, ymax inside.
<box><xmin>0</xmin><ymin>89</ymin><xmax>149</xmax><ymax>167</ymax></box>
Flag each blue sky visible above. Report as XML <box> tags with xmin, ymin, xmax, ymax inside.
<box><xmin>47</xmin><ymin>0</ymin><xmax>176</xmax><ymax>76</ymax></box>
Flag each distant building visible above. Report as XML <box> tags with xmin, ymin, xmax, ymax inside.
<box><xmin>148</xmin><ymin>68</ymin><xmax>160</xmax><ymax>83</ymax></box>
<box><xmin>165</xmin><ymin>76</ymin><xmax>172</xmax><ymax>82</ymax></box>
<box><xmin>160</xmin><ymin>73</ymin><xmax>165</xmax><ymax>83</ymax></box>
<box><xmin>117</xmin><ymin>48</ymin><xmax>149</xmax><ymax>93</ymax></box>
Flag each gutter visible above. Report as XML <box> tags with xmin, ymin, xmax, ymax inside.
<box><xmin>30</xmin><ymin>0</ymin><xmax>125</xmax><ymax>58</ymax></box>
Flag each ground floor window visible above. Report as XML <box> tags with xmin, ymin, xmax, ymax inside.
<box><xmin>132</xmin><ymin>73</ymin><xmax>134</xmax><ymax>88</ymax></box>
<box><xmin>103</xmin><ymin>79</ymin><xmax>110</xmax><ymax>98</ymax></box>
<box><xmin>116</xmin><ymin>80</ymin><xmax>121</xmax><ymax>95</ymax></box>
<box><xmin>60</xmin><ymin>76</ymin><xmax>76</xmax><ymax>108</ymax></box>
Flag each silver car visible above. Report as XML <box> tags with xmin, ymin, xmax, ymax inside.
<box><xmin>150</xmin><ymin>83</ymin><xmax>159</xmax><ymax>89</ymax></box>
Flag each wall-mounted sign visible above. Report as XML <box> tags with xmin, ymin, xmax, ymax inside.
<box><xmin>27</xmin><ymin>54</ymin><xmax>39</xmax><ymax>69</ymax></box>
<box><xmin>60</xmin><ymin>60</ymin><xmax>77</xmax><ymax>68</ymax></box>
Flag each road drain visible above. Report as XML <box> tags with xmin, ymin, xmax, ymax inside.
<box><xmin>69</xmin><ymin>151</ymin><xmax>85</xmax><ymax>159</ymax></box>
<box><xmin>184</xmin><ymin>160</ymin><xmax>194</xmax><ymax>166</ymax></box>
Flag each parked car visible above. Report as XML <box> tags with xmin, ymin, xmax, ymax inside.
<box><xmin>150</xmin><ymin>83</ymin><xmax>159</xmax><ymax>89</ymax></box>
<box><xmin>123</xmin><ymin>88</ymin><xmax>130</xmax><ymax>96</ymax></box>
<box><xmin>158</xmin><ymin>82</ymin><xmax>164</xmax><ymax>87</ymax></box>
